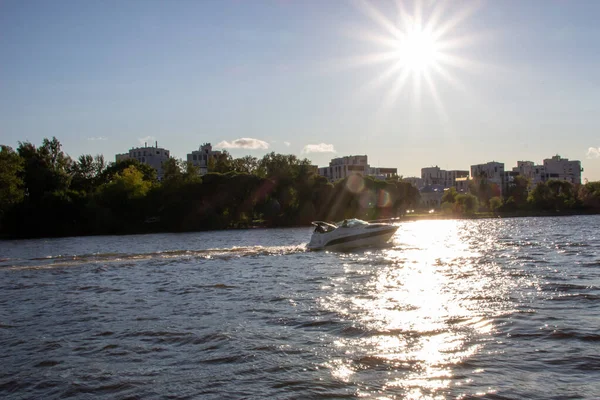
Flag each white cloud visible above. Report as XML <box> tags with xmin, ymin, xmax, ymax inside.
<box><xmin>216</xmin><ymin>137</ymin><xmax>270</xmax><ymax>150</ymax></box>
<box><xmin>87</xmin><ymin>136</ymin><xmax>107</xmax><ymax>141</ymax></box>
<box><xmin>587</xmin><ymin>147</ymin><xmax>600</xmax><ymax>159</ymax></box>
<box><xmin>284</xmin><ymin>141</ymin><xmax>291</xmax><ymax>147</ymax></box>
<box><xmin>138</xmin><ymin>136</ymin><xmax>156</xmax><ymax>146</ymax></box>
<box><xmin>302</xmin><ymin>143</ymin><xmax>336</xmax><ymax>154</ymax></box>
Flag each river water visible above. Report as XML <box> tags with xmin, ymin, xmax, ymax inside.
<box><xmin>1</xmin><ymin>216</ymin><xmax>599</xmax><ymax>399</ymax></box>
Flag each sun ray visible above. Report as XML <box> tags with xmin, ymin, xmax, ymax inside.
<box><xmin>343</xmin><ymin>27</ymin><xmax>406</xmax><ymax>49</ymax></box>
<box><xmin>381</xmin><ymin>66</ymin><xmax>412</xmax><ymax>110</ymax></box>
<box><xmin>436</xmin><ymin>31</ymin><xmax>496</xmax><ymax>52</ymax></box>
<box><xmin>413</xmin><ymin>0</ymin><xmax>423</xmax><ymax>31</ymax></box>
<box><xmin>361</xmin><ymin>61</ymin><xmax>406</xmax><ymax>98</ymax></box>
<box><xmin>343</xmin><ymin>60</ymin><xmax>406</xmax><ymax>111</ymax></box>
<box><xmin>430</xmin><ymin>62</ymin><xmax>466</xmax><ymax>93</ymax></box>
<box><xmin>431</xmin><ymin>2</ymin><xmax>481</xmax><ymax>41</ymax></box>
<box><xmin>355</xmin><ymin>0</ymin><xmax>402</xmax><ymax>39</ymax></box>
<box><xmin>337</xmin><ymin>0</ymin><xmax>489</xmax><ymax>123</ymax></box>
<box><xmin>424</xmin><ymin>1</ymin><xmax>448</xmax><ymax>35</ymax></box>
<box><xmin>394</xmin><ymin>0</ymin><xmax>411</xmax><ymax>31</ymax></box>
<box><xmin>336</xmin><ymin>50</ymin><xmax>403</xmax><ymax>70</ymax></box>
<box><xmin>423</xmin><ymin>69</ymin><xmax>448</xmax><ymax>122</ymax></box>
<box><xmin>412</xmin><ymin>69</ymin><xmax>422</xmax><ymax>109</ymax></box>
<box><xmin>435</xmin><ymin>52</ymin><xmax>487</xmax><ymax>73</ymax></box>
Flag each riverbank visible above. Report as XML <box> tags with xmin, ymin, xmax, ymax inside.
<box><xmin>2</xmin><ymin>209</ymin><xmax>598</xmax><ymax>241</ymax></box>
<box><xmin>398</xmin><ymin>209</ymin><xmax>600</xmax><ymax>222</ymax></box>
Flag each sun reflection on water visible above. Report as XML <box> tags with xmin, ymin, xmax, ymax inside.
<box><xmin>319</xmin><ymin>220</ymin><xmax>514</xmax><ymax>398</ymax></box>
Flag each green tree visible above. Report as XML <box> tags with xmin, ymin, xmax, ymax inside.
<box><xmin>578</xmin><ymin>181</ymin><xmax>600</xmax><ymax>210</ymax></box>
<box><xmin>183</xmin><ymin>161</ymin><xmax>201</xmax><ymax>182</ymax></box>
<box><xmin>0</xmin><ymin>145</ymin><xmax>25</xmax><ymax>219</ymax></box>
<box><xmin>212</xmin><ymin>151</ymin><xmax>233</xmax><ymax>173</ymax></box>
<box><xmin>70</xmin><ymin>154</ymin><xmax>106</xmax><ymax>193</ymax></box>
<box><xmin>489</xmin><ymin>196</ymin><xmax>502</xmax><ymax>212</ymax></box>
<box><xmin>102</xmin><ymin>159</ymin><xmax>157</xmax><ymax>183</ymax></box>
<box><xmin>258</xmin><ymin>152</ymin><xmax>312</xmax><ymax>179</ymax></box>
<box><xmin>456</xmin><ymin>193</ymin><xmax>479</xmax><ymax>215</ymax></box>
<box><xmin>17</xmin><ymin>137</ymin><xmax>72</xmax><ymax>201</ymax></box>
<box><xmin>161</xmin><ymin>157</ymin><xmax>183</xmax><ymax>183</ymax></box>
<box><xmin>505</xmin><ymin>175</ymin><xmax>530</xmax><ymax>208</ymax></box>
<box><xmin>441</xmin><ymin>187</ymin><xmax>458</xmax><ymax>204</ymax></box>
<box><xmin>231</xmin><ymin>156</ymin><xmax>259</xmax><ymax>174</ymax></box>
<box><xmin>528</xmin><ymin>180</ymin><xmax>577</xmax><ymax>211</ymax></box>
<box><xmin>93</xmin><ymin>166</ymin><xmax>153</xmax><ymax>233</ymax></box>
<box><xmin>100</xmin><ymin>166</ymin><xmax>152</xmax><ymax>200</ymax></box>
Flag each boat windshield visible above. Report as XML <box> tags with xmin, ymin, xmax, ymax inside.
<box><xmin>336</xmin><ymin>219</ymin><xmax>369</xmax><ymax>228</ymax></box>
<box><xmin>312</xmin><ymin>221</ymin><xmax>337</xmax><ymax>233</ymax></box>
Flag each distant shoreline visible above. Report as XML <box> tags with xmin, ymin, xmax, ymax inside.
<box><xmin>391</xmin><ymin>209</ymin><xmax>600</xmax><ymax>222</ymax></box>
<box><xmin>2</xmin><ymin>210</ymin><xmax>598</xmax><ymax>241</ymax></box>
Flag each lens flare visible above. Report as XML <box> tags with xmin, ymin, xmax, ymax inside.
<box><xmin>377</xmin><ymin>189</ymin><xmax>392</xmax><ymax>208</ymax></box>
<box><xmin>346</xmin><ymin>174</ymin><xmax>365</xmax><ymax>194</ymax></box>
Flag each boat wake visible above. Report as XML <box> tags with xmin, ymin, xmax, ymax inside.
<box><xmin>0</xmin><ymin>245</ymin><xmax>309</xmax><ymax>271</ymax></box>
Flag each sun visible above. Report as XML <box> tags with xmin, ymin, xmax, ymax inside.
<box><xmin>396</xmin><ymin>26</ymin><xmax>439</xmax><ymax>72</ymax></box>
<box><xmin>341</xmin><ymin>0</ymin><xmax>485</xmax><ymax>117</ymax></box>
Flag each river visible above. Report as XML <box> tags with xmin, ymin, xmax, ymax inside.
<box><xmin>1</xmin><ymin>216</ymin><xmax>599</xmax><ymax>399</ymax></box>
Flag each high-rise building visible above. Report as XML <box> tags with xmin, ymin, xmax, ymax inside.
<box><xmin>543</xmin><ymin>155</ymin><xmax>582</xmax><ymax>184</ymax></box>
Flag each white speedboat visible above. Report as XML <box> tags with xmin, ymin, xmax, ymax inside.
<box><xmin>307</xmin><ymin>219</ymin><xmax>398</xmax><ymax>251</ymax></box>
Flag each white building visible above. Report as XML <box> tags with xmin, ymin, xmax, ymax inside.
<box><xmin>470</xmin><ymin>162</ymin><xmax>504</xmax><ymax>188</ymax></box>
<box><xmin>421</xmin><ymin>166</ymin><xmax>469</xmax><ymax>188</ymax></box>
<box><xmin>116</xmin><ymin>141</ymin><xmax>170</xmax><ymax>180</ymax></box>
<box><xmin>421</xmin><ymin>166</ymin><xmax>444</xmax><ymax>186</ymax></box>
<box><xmin>512</xmin><ymin>161</ymin><xmax>546</xmax><ymax>187</ymax></box>
<box><xmin>511</xmin><ymin>156</ymin><xmax>582</xmax><ymax>187</ymax></box>
<box><xmin>368</xmin><ymin>167</ymin><xmax>399</xmax><ymax>180</ymax></box>
<box><xmin>318</xmin><ymin>155</ymin><xmax>397</xmax><ymax>181</ymax></box>
<box><xmin>543</xmin><ymin>155</ymin><xmax>582</xmax><ymax>184</ymax></box>
<box><xmin>186</xmin><ymin>143</ymin><xmax>223</xmax><ymax>175</ymax></box>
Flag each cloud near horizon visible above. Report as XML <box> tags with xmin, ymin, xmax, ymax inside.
<box><xmin>87</xmin><ymin>136</ymin><xmax>107</xmax><ymax>141</ymax></box>
<box><xmin>587</xmin><ymin>147</ymin><xmax>600</xmax><ymax>159</ymax></box>
<box><xmin>216</xmin><ymin>137</ymin><xmax>270</xmax><ymax>150</ymax></box>
<box><xmin>302</xmin><ymin>143</ymin><xmax>336</xmax><ymax>154</ymax></box>
<box><xmin>284</xmin><ymin>141</ymin><xmax>291</xmax><ymax>147</ymax></box>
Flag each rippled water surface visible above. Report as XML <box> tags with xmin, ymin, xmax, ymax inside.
<box><xmin>1</xmin><ymin>216</ymin><xmax>600</xmax><ymax>399</ymax></box>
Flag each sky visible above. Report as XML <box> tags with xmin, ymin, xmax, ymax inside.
<box><xmin>1</xmin><ymin>0</ymin><xmax>600</xmax><ymax>181</ymax></box>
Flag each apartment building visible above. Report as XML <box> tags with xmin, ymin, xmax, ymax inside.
<box><xmin>543</xmin><ymin>155</ymin><xmax>582</xmax><ymax>184</ymax></box>
<box><xmin>186</xmin><ymin>143</ymin><xmax>223</xmax><ymax>175</ymax></box>
<box><xmin>421</xmin><ymin>166</ymin><xmax>469</xmax><ymax>188</ymax></box>
<box><xmin>318</xmin><ymin>155</ymin><xmax>397</xmax><ymax>181</ymax></box>
<box><xmin>116</xmin><ymin>141</ymin><xmax>170</xmax><ymax>180</ymax></box>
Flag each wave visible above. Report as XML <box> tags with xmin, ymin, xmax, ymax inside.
<box><xmin>0</xmin><ymin>245</ymin><xmax>308</xmax><ymax>271</ymax></box>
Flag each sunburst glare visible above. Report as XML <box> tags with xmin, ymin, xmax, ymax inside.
<box><xmin>395</xmin><ymin>21</ymin><xmax>439</xmax><ymax>72</ymax></box>
<box><xmin>344</xmin><ymin>0</ymin><xmax>485</xmax><ymax>117</ymax></box>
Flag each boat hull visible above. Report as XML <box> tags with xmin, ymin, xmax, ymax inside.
<box><xmin>308</xmin><ymin>226</ymin><xmax>398</xmax><ymax>251</ymax></box>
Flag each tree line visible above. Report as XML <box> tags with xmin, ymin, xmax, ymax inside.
<box><xmin>439</xmin><ymin>174</ymin><xmax>600</xmax><ymax>216</ymax></box>
<box><xmin>0</xmin><ymin>137</ymin><xmax>421</xmax><ymax>238</ymax></box>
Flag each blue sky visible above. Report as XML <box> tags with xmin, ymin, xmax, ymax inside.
<box><xmin>1</xmin><ymin>0</ymin><xmax>600</xmax><ymax>180</ymax></box>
